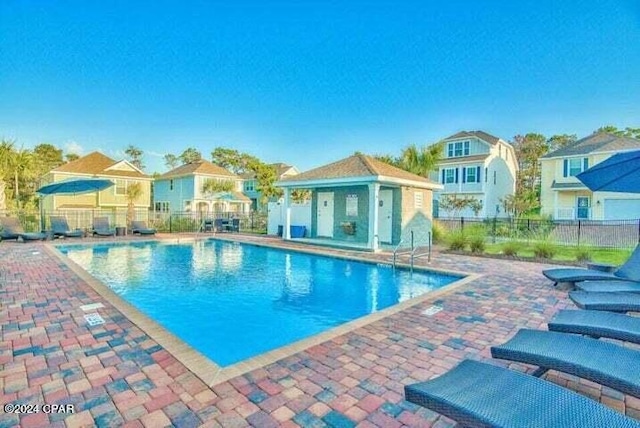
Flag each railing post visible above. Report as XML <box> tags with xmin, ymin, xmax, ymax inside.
<box><xmin>492</xmin><ymin>217</ymin><xmax>497</xmax><ymax>244</ymax></box>
<box><xmin>460</xmin><ymin>217</ymin><xmax>465</xmax><ymax>232</ymax></box>
<box><xmin>577</xmin><ymin>220</ymin><xmax>581</xmax><ymax>246</ymax></box>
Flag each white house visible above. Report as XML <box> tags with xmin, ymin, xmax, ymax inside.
<box><xmin>540</xmin><ymin>132</ymin><xmax>640</xmax><ymax>220</ymax></box>
<box><xmin>434</xmin><ymin>131</ymin><xmax>518</xmax><ymax>218</ymax></box>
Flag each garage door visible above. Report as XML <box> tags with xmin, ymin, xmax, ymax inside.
<box><xmin>604</xmin><ymin>199</ymin><xmax>640</xmax><ymax>220</ymax></box>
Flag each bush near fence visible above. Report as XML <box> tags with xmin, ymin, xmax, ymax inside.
<box><xmin>436</xmin><ymin>217</ymin><xmax>640</xmax><ymax>249</ymax></box>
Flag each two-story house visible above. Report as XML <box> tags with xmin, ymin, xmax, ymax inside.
<box><xmin>153</xmin><ymin>160</ymin><xmax>251</xmax><ymax>214</ymax></box>
<box><xmin>540</xmin><ymin>132</ymin><xmax>640</xmax><ymax>220</ymax></box>
<box><xmin>241</xmin><ymin>163</ymin><xmax>300</xmax><ymax>211</ymax></box>
<box><xmin>41</xmin><ymin>151</ymin><xmax>152</xmax><ymax>220</ymax></box>
<box><xmin>434</xmin><ymin>131</ymin><xmax>517</xmax><ymax>218</ymax></box>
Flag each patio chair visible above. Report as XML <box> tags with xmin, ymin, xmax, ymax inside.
<box><xmin>404</xmin><ymin>359</ymin><xmax>640</xmax><ymax>428</ymax></box>
<box><xmin>50</xmin><ymin>216</ymin><xmax>83</xmax><ymax>238</ymax></box>
<box><xmin>569</xmin><ymin>291</ymin><xmax>640</xmax><ymax>313</ymax></box>
<box><xmin>214</xmin><ymin>218</ymin><xmax>224</xmax><ymax>232</ymax></box>
<box><xmin>131</xmin><ymin>220</ymin><xmax>156</xmax><ymax>235</ymax></box>
<box><xmin>0</xmin><ymin>217</ymin><xmax>47</xmax><ymax>242</ymax></box>
<box><xmin>491</xmin><ymin>329</ymin><xmax>640</xmax><ymax>398</ymax></box>
<box><xmin>226</xmin><ymin>218</ymin><xmax>240</xmax><ymax>232</ymax></box>
<box><xmin>548</xmin><ymin>309</ymin><xmax>640</xmax><ymax>345</ymax></box>
<box><xmin>92</xmin><ymin>217</ymin><xmax>116</xmax><ymax>237</ymax></box>
<box><xmin>576</xmin><ymin>280</ymin><xmax>640</xmax><ymax>293</ymax></box>
<box><xmin>542</xmin><ymin>245</ymin><xmax>640</xmax><ymax>286</ymax></box>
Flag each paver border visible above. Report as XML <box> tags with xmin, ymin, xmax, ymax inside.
<box><xmin>44</xmin><ymin>237</ymin><xmax>478</xmax><ymax>387</ymax></box>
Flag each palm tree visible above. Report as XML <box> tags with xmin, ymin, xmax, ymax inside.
<box><xmin>0</xmin><ymin>140</ymin><xmax>15</xmax><ymax>211</ymax></box>
<box><xmin>126</xmin><ymin>182</ymin><xmax>143</xmax><ymax>229</ymax></box>
<box><xmin>398</xmin><ymin>142</ymin><xmax>444</xmax><ymax>177</ymax></box>
<box><xmin>7</xmin><ymin>146</ymin><xmax>35</xmax><ymax>209</ymax></box>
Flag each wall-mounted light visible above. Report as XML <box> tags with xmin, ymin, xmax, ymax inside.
<box><xmin>596</xmin><ymin>200</ymin><xmax>601</xmax><ymax>206</ymax></box>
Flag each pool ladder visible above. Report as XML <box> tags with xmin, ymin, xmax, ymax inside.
<box><xmin>392</xmin><ymin>231</ymin><xmax>432</xmax><ymax>271</ymax></box>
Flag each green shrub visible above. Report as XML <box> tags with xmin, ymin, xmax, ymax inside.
<box><xmin>431</xmin><ymin>220</ymin><xmax>446</xmax><ymax>244</ymax></box>
<box><xmin>448</xmin><ymin>231</ymin><xmax>468</xmax><ymax>251</ymax></box>
<box><xmin>575</xmin><ymin>246</ymin><xmax>592</xmax><ymax>262</ymax></box>
<box><xmin>501</xmin><ymin>241</ymin><xmax>521</xmax><ymax>257</ymax></box>
<box><xmin>533</xmin><ymin>240</ymin><xmax>557</xmax><ymax>259</ymax></box>
<box><xmin>469</xmin><ymin>235</ymin><xmax>486</xmax><ymax>253</ymax></box>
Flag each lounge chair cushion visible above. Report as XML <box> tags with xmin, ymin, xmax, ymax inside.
<box><xmin>93</xmin><ymin>217</ymin><xmax>116</xmax><ymax>236</ymax></box>
<box><xmin>491</xmin><ymin>329</ymin><xmax>640</xmax><ymax>398</ymax></box>
<box><xmin>543</xmin><ymin>245</ymin><xmax>640</xmax><ymax>285</ymax></box>
<box><xmin>569</xmin><ymin>291</ymin><xmax>640</xmax><ymax>313</ymax></box>
<box><xmin>131</xmin><ymin>221</ymin><xmax>156</xmax><ymax>235</ymax></box>
<box><xmin>549</xmin><ymin>309</ymin><xmax>640</xmax><ymax>345</ymax></box>
<box><xmin>20</xmin><ymin>232</ymin><xmax>47</xmax><ymax>241</ymax></box>
<box><xmin>0</xmin><ymin>217</ymin><xmax>46</xmax><ymax>241</ymax></box>
<box><xmin>542</xmin><ymin>268</ymin><xmax>627</xmax><ymax>285</ymax></box>
<box><xmin>614</xmin><ymin>245</ymin><xmax>640</xmax><ymax>282</ymax></box>
<box><xmin>577</xmin><ymin>280</ymin><xmax>640</xmax><ymax>293</ymax></box>
<box><xmin>50</xmin><ymin>216</ymin><xmax>83</xmax><ymax>238</ymax></box>
<box><xmin>405</xmin><ymin>360</ymin><xmax>640</xmax><ymax>428</ymax></box>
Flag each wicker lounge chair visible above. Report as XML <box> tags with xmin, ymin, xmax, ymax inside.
<box><xmin>50</xmin><ymin>216</ymin><xmax>83</xmax><ymax>238</ymax></box>
<box><xmin>576</xmin><ymin>280</ymin><xmax>640</xmax><ymax>293</ymax></box>
<box><xmin>404</xmin><ymin>359</ymin><xmax>640</xmax><ymax>428</ymax></box>
<box><xmin>92</xmin><ymin>217</ymin><xmax>116</xmax><ymax>237</ymax></box>
<box><xmin>0</xmin><ymin>217</ymin><xmax>47</xmax><ymax>242</ymax></box>
<box><xmin>543</xmin><ymin>245</ymin><xmax>640</xmax><ymax>286</ymax></box>
<box><xmin>131</xmin><ymin>220</ymin><xmax>156</xmax><ymax>235</ymax></box>
<box><xmin>491</xmin><ymin>329</ymin><xmax>640</xmax><ymax>398</ymax></box>
<box><xmin>549</xmin><ymin>309</ymin><xmax>640</xmax><ymax>345</ymax></box>
<box><xmin>569</xmin><ymin>291</ymin><xmax>640</xmax><ymax>313</ymax></box>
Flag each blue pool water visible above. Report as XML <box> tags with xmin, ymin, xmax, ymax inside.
<box><xmin>58</xmin><ymin>240</ymin><xmax>461</xmax><ymax>366</ymax></box>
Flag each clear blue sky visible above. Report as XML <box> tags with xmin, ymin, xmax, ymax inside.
<box><xmin>1</xmin><ymin>0</ymin><xmax>639</xmax><ymax>173</ymax></box>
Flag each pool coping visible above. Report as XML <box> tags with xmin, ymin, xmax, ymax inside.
<box><xmin>45</xmin><ymin>236</ymin><xmax>479</xmax><ymax>387</ymax></box>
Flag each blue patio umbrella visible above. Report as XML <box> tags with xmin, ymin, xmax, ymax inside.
<box><xmin>576</xmin><ymin>150</ymin><xmax>640</xmax><ymax>193</ymax></box>
<box><xmin>37</xmin><ymin>177</ymin><xmax>115</xmax><ymax>195</ymax></box>
<box><xmin>36</xmin><ymin>178</ymin><xmax>115</xmax><ymax>230</ymax></box>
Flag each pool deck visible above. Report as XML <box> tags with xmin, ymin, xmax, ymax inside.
<box><xmin>2</xmin><ymin>233</ymin><xmax>640</xmax><ymax>427</ymax></box>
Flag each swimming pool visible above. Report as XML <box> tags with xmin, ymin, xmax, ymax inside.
<box><xmin>58</xmin><ymin>240</ymin><xmax>461</xmax><ymax>367</ymax></box>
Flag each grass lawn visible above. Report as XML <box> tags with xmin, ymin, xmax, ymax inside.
<box><xmin>483</xmin><ymin>242</ymin><xmax>633</xmax><ymax>265</ymax></box>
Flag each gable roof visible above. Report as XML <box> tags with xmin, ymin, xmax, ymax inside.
<box><xmin>159</xmin><ymin>160</ymin><xmax>238</xmax><ymax>179</ymax></box>
<box><xmin>542</xmin><ymin>132</ymin><xmax>640</xmax><ymax>158</ymax></box>
<box><xmin>51</xmin><ymin>151</ymin><xmax>148</xmax><ymax>178</ymax></box>
<box><xmin>444</xmin><ymin>130</ymin><xmax>501</xmax><ymax>145</ymax></box>
<box><xmin>279</xmin><ymin>153</ymin><xmax>440</xmax><ymax>189</ymax></box>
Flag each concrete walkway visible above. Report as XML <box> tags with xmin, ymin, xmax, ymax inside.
<box><xmin>1</xmin><ymin>234</ymin><xmax>639</xmax><ymax>427</ymax></box>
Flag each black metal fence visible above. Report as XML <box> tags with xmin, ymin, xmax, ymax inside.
<box><xmin>437</xmin><ymin>217</ymin><xmax>640</xmax><ymax>249</ymax></box>
<box><xmin>1</xmin><ymin>209</ymin><xmax>268</xmax><ymax>235</ymax></box>
<box><xmin>150</xmin><ymin>211</ymin><xmax>267</xmax><ymax>234</ymax></box>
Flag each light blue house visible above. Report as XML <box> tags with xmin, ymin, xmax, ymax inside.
<box><xmin>153</xmin><ymin>160</ymin><xmax>251</xmax><ymax>214</ymax></box>
<box><xmin>241</xmin><ymin>162</ymin><xmax>300</xmax><ymax>211</ymax></box>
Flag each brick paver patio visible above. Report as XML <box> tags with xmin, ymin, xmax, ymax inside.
<box><xmin>1</xmin><ymin>234</ymin><xmax>639</xmax><ymax>427</ymax></box>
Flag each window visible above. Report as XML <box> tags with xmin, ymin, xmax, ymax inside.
<box><xmin>464</xmin><ymin>167</ymin><xmax>479</xmax><ymax>183</ymax></box>
<box><xmin>244</xmin><ymin>180</ymin><xmax>255</xmax><ymax>191</ymax></box>
<box><xmin>154</xmin><ymin>201</ymin><xmax>170</xmax><ymax>212</ymax></box>
<box><xmin>493</xmin><ymin>171</ymin><xmax>497</xmax><ymax>185</ymax></box>
<box><xmin>169</xmin><ymin>179</ymin><xmax>174</xmax><ymax>191</ymax></box>
<box><xmin>441</xmin><ymin>168</ymin><xmax>456</xmax><ymax>184</ymax></box>
<box><xmin>447</xmin><ymin>141</ymin><xmax>470</xmax><ymax>157</ymax></box>
<box><xmin>485</xmin><ymin>167</ymin><xmax>488</xmax><ymax>182</ymax></box>
<box><xmin>115</xmin><ymin>179</ymin><xmax>126</xmax><ymax>195</ymax></box>
<box><xmin>564</xmin><ymin>157</ymin><xmax>589</xmax><ymax>177</ymax></box>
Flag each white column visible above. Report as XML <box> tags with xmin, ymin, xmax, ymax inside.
<box><xmin>553</xmin><ymin>191</ymin><xmax>558</xmax><ymax>219</ymax></box>
<box><xmin>368</xmin><ymin>183</ymin><xmax>380</xmax><ymax>251</ymax></box>
<box><xmin>283</xmin><ymin>187</ymin><xmax>291</xmax><ymax>240</ymax></box>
